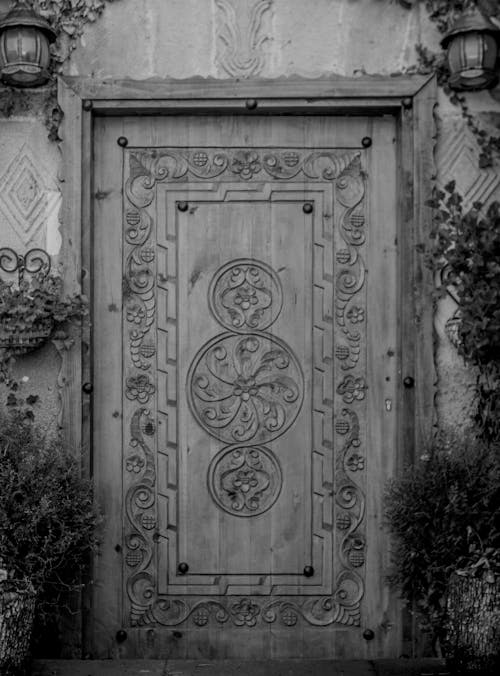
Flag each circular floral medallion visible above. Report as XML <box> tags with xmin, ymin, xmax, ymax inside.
<box><xmin>187</xmin><ymin>333</ymin><xmax>304</xmax><ymax>444</ymax></box>
<box><xmin>209</xmin><ymin>259</ymin><xmax>283</xmax><ymax>332</ymax></box>
<box><xmin>208</xmin><ymin>445</ymin><xmax>282</xmax><ymax>517</ymax></box>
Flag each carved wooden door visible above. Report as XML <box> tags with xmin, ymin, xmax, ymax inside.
<box><xmin>92</xmin><ymin>114</ymin><xmax>399</xmax><ymax>658</ymax></box>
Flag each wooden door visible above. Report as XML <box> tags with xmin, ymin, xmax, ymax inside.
<box><xmin>92</xmin><ymin>113</ymin><xmax>399</xmax><ymax>659</ymax></box>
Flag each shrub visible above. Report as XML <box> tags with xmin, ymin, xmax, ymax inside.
<box><xmin>0</xmin><ymin>410</ymin><xmax>100</xmax><ymax>646</ymax></box>
<box><xmin>385</xmin><ymin>430</ymin><xmax>500</xmax><ymax>643</ymax></box>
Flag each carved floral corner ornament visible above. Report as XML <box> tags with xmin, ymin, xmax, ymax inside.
<box><xmin>215</xmin><ymin>0</ymin><xmax>273</xmax><ymax>78</ymax></box>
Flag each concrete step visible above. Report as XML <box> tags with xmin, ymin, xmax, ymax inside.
<box><xmin>30</xmin><ymin>658</ymin><xmax>449</xmax><ymax>676</ymax></box>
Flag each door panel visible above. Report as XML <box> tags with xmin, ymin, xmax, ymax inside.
<box><xmin>92</xmin><ymin>115</ymin><xmax>399</xmax><ymax>658</ymax></box>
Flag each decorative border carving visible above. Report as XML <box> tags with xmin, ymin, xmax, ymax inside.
<box><xmin>333</xmin><ymin>157</ymin><xmax>367</xmax><ymax>612</ymax></box>
<box><xmin>125</xmin><ymin>148</ymin><xmax>360</xmax><ymax>186</ymax></box>
<box><xmin>122</xmin><ymin>146</ymin><xmax>366</xmax><ymax>628</ymax></box>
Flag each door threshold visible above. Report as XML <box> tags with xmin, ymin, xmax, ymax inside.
<box><xmin>31</xmin><ymin>657</ymin><xmax>448</xmax><ymax>676</ymax></box>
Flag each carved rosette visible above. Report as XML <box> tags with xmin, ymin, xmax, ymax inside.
<box><xmin>187</xmin><ymin>332</ymin><xmax>304</xmax><ymax>445</ymax></box>
<box><xmin>208</xmin><ymin>445</ymin><xmax>283</xmax><ymax>516</ymax></box>
<box><xmin>209</xmin><ymin>258</ymin><xmax>283</xmax><ymax>332</ymax></box>
<box><xmin>121</xmin><ymin>147</ymin><xmax>366</xmax><ymax>629</ymax></box>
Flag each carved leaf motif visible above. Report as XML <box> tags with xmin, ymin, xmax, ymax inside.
<box><xmin>215</xmin><ymin>0</ymin><xmax>273</xmax><ymax>78</ymax></box>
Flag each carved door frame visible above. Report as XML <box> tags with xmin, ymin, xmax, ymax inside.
<box><xmin>58</xmin><ymin>74</ymin><xmax>436</xmax><ymax>655</ymax></box>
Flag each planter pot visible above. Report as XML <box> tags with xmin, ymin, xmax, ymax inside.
<box><xmin>0</xmin><ymin>320</ymin><xmax>53</xmax><ymax>355</ymax></box>
<box><xmin>444</xmin><ymin>572</ymin><xmax>500</xmax><ymax>674</ymax></box>
<box><xmin>0</xmin><ymin>581</ymin><xmax>36</xmax><ymax>675</ymax></box>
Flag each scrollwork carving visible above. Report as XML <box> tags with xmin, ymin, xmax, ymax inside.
<box><xmin>124</xmin><ymin>148</ymin><xmax>362</xmax><ymax>189</ymax></box>
<box><xmin>332</xmin><ymin>143</ymin><xmax>367</xmax><ymax>628</ymax></box>
<box><xmin>131</xmin><ymin>587</ymin><xmax>361</xmax><ymax>628</ymax></box>
<box><xmin>125</xmin><ymin>409</ymin><xmax>157</xmax><ymax>613</ymax></box>
<box><xmin>334</xmin><ymin>155</ymin><xmax>366</xmax><ymax>371</ymax></box>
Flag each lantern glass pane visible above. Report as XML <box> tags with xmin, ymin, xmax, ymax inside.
<box><xmin>0</xmin><ymin>25</ymin><xmax>51</xmax><ymax>86</ymax></box>
<box><xmin>447</xmin><ymin>31</ymin><xmax>499</xmax><ymax>90</ymax></box>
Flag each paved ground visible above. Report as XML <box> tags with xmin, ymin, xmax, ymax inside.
<box><xmin>31</xmin><ymin>659</ymin><xmax>450</xmax><ymax>676</ymax></box>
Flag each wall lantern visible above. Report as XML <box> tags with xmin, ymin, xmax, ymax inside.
<box><xmin>0</xmin><ymin>1</ymin><xmax>56</xmax><ymax>88</ymax></box>
<box><xmin>441</xmin><ymin>10</ymin><xmax>500</xmax><ymax>91</ymax></box>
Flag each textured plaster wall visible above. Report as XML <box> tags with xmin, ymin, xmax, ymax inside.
<box><xmin>1</xmin><ymin>0</ymin><xmax>499</xmax><ymax>434</ymax></box>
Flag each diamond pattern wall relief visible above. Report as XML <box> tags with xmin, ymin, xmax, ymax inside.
<box><xmin>436</xmin><ymin>119</ymin><xmax>500</xmax><ymax>209</ymax></box>
<box><xmin>0</xmin><ymin>144</ymin><xmax>60</xmax><ymax>248</ymax></box>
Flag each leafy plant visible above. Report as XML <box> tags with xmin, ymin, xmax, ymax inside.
<box><xmin>426</xmin><ymin>182</ymin><xmax>500</xmax><ymax>439</ymax></box>
<box><xmin>0</xmin><ymin>405</ymin><xmax>101</xmax><ymax>653</ymax></box>
<box><xmin>385</xmin><ymin>430</ymin><xmax>500</xmax><ymax>643</ymax></box>
<box><xmin>29</xmin><ymin>0</ymin><xmax>120</xmax><ymax>72</ymax></box>
<box><xmin>0</xmin><ymin>272</ymin><xmax>87</xmax><ymax>357</ymax></box>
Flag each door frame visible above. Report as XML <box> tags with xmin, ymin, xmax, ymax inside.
<box><xmin>57</xmin><ymin>74</ymin><xmax>437</xmax><ymax>655</ymax></box>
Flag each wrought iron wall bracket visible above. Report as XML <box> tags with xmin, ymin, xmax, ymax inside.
<box><xmin>0</xmin><ymin>247</ymin><xmax>51</xmax><ymax>284</ymax></box>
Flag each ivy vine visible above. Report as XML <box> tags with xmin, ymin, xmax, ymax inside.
<box><xmin>25</xmin><ymin>0</ymin><xmax>120</xmax><ymax>71</ymax></box>
<box><xmin>426</xmin><ymin>183</ymin><xmax>500</xmax><ymax>440</ymax></box>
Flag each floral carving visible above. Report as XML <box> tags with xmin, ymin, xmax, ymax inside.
<box><xmin>126</xmin><ymin>454</ymin><xmax>145</xmax><ymax>473</ymax></box>
<box><xmin>231</xmin><ymin>151</ymin><xmax>262</xmax><ymax>179</ymax></box>
<box><xmin>188</xmin><ymin>334</ymin><xmax>303</xmax><ymax>444</ymax></box>
<box><xmin>126</xmin><ymin>374</ymin><xmax>155</xmax><ymax>403</ymax></box>
<box><xmin>230</xmin><ymin>598</ymin><xmax>260</xmax><ymax>626</ymax></box>
<box><xmin>127</xmin><ymin>303</ymin><xmax>146</xmax><ymax>324</ymax></box>
<box><xmin>346</xmin><ymin>306</ymin><xmax>365</xmax><ymax>324</ymax></box>
<box><xmin>208</xmin><ymin>445</ymin><xmax>282</xmax><ymax>516</ymax></box>
<box><xmin>209</xmin><ymin>259</ymin><xmax>283</xmax><ymax>332</ymax></box>
<box><xmin>337</xmin><ymin>376</ymin><xmax>367</xmax><ymax>404</ymax></box>
<box><xmin>346</xmin><ymin>454</ymin><xmax>365</xmax><ymax>472</ymax></box>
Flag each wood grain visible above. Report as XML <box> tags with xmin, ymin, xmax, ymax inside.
<box><xmin>57</xmin><ymin>75</ymin><xmax>436</xmax><ymax>659</ymax></box>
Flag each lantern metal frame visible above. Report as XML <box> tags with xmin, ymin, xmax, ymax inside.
<box><xmin>0</xmin><ymin>1</ymin><xmax>56</xmax><ymax>88</ymax></box>
<box><xmin>441</xmin><ymin>10</ymin><xmax>500</xmax><ymax>91</ymax></box>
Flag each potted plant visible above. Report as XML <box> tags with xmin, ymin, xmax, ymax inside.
<box><xmin>444</xmin><ymin>529</ymin><xmax>500</xmax><ymax>674</ymax></box>
<box><xmin>385</xmin><ymin>430</ymin><xmax>499</xmax><ymax>673</ymax></box>
<box><xmin>0</xmin><ymin>398</ymin><xmax>100</xmax><ymax>673</ymax></box>
<box><xmin>0</xmin><ymin>247</ymin><xmax>87</xmax><ymax>356</ymax></box>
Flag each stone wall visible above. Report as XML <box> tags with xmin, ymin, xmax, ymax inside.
<box><xmin>1</xmin><ymin>0</ymin><xmax>499</xmax><ymax>434</ymax></box>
